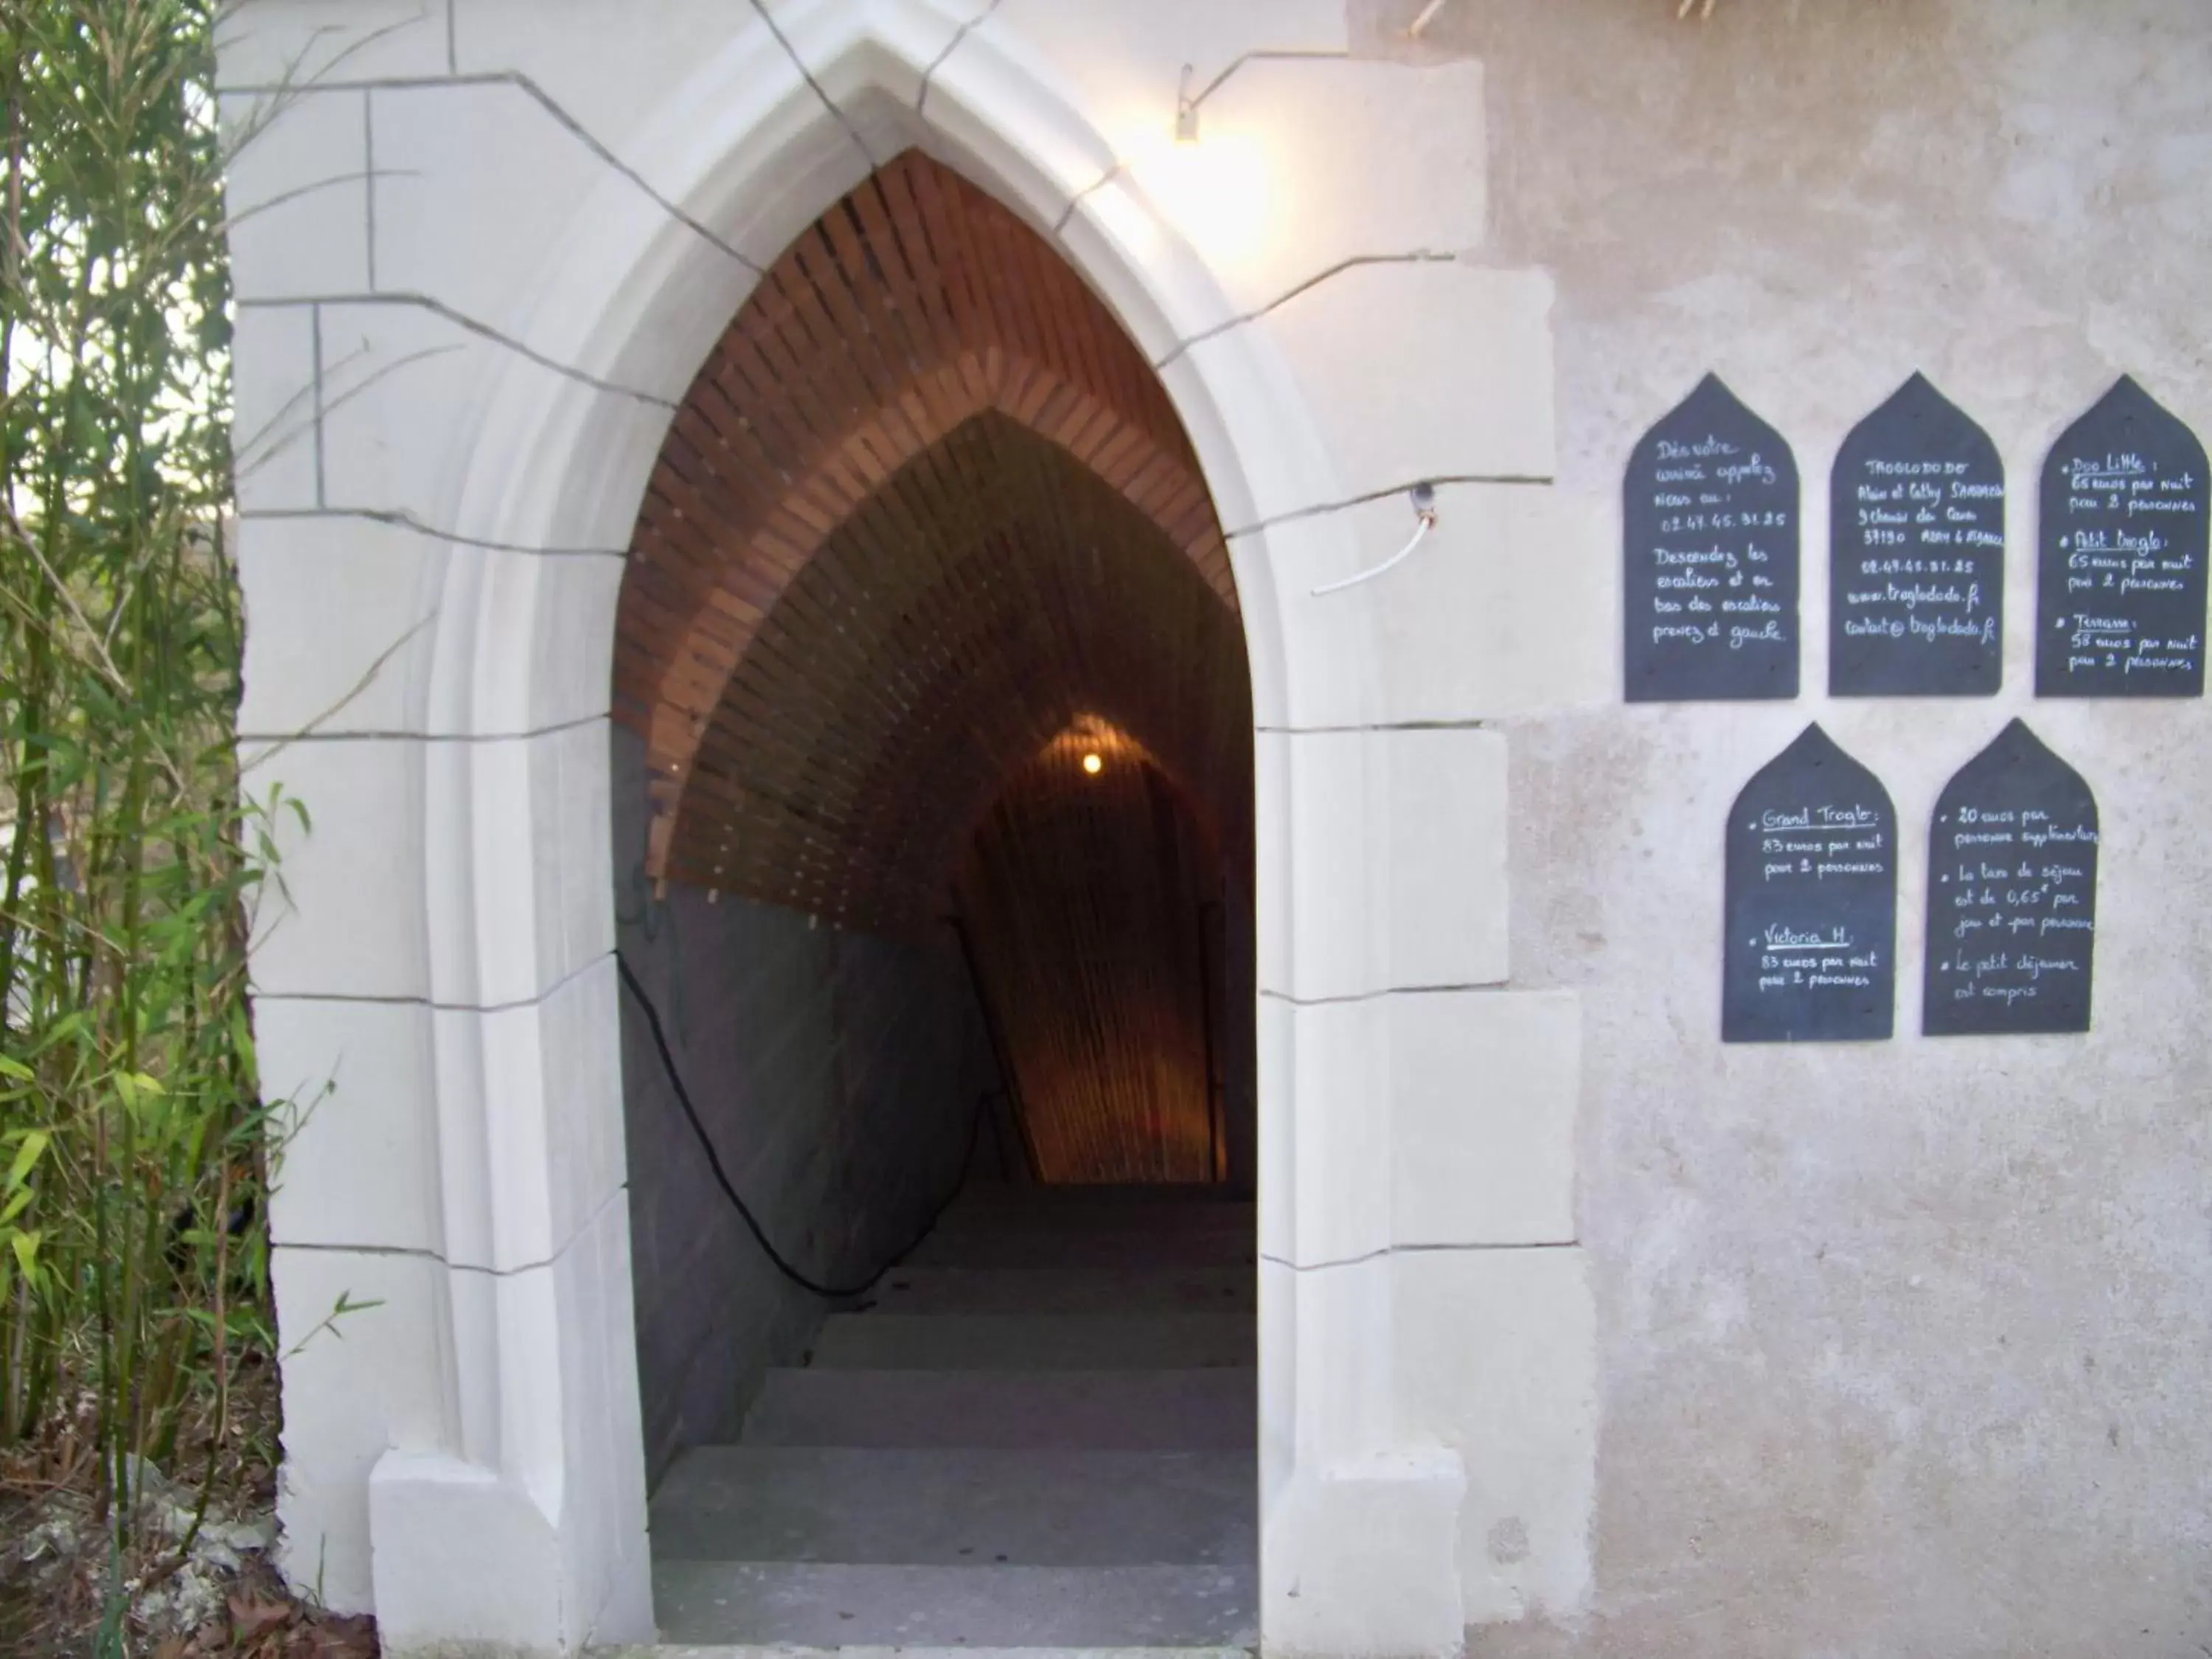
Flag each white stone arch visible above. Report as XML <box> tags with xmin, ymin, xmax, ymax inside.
<box><xmin>271</xmin><ymin>4</ymin><xmax>1565</xmax><ymax>1653</ymax></box>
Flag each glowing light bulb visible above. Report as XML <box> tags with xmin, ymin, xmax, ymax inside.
<box><xmin>1124</xmin><ymin>124</ymin><xmax>1273</xmax><ymax>274</ymax></box>
<box><xmin>1082</xmin><ymin>752</ymin><xmax>1104</xmax><ymax>776</ymax></box>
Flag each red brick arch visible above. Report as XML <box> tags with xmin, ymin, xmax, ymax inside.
<box><xmin>614</xmin><ymin>150</ymin><xmax>1235</xmax><ymax>891</ymax></box>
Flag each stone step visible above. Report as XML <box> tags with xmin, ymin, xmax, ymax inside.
<box><xmin>933</xmin><ymin>1196</ymin><xmax>1255</xmax><ymax>1238</ymax></box>
<box><xmin>650</xmin><ymin>1447</ymin><xmax>1256</xmax><ymax>1567</ymax></box>
<box><xmin>902</xmin><ymin>1226</ymin><xmax>1253</xmax><ymax>1270</ymax></box>
<box><xmin>598</xmin><ymin>1648</ymin><xmax>1249</xmax><ymax>1659</ymax></box>
<box><xmin>809</xmin><ymin>1312</ymin><xmax>1254</xmax><ymax>1371</ymax></box>
<box><xmin>742</xmin><ymin>1368</ymin><xmax>1256</xmax><ymax>1450</ymax></box>
<box><xmin>644</xmin><ymin>1561</ymin><xmax>1256</xmax><ymax>1648</ymax></box>
<box><xmin>867</xmin><ymin>1265</ymin><xmax>1253</xmax><ymax>1316</ymax></box>
<box><xmin>956</xmin><ymin>1180</ymin><xmax>1248</xmax><ymax>1206</ymax></box>
<box><xmin>924</xmin><ymin>1217</ymin><xmax>1253</xmax><ymax>1251</ymax></box>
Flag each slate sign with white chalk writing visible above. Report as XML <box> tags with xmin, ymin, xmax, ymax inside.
<box><xmin>1723</xmin><ymin>724</ymin><xmax>1896</xmax><ymax>1043</ymax></box>
<box><xmin>1830</xmin><ymin>374</ymin><xmax>2006</xmax><ymax>696</ymax></box>
<box><xmin>1924</xmin><ymin>720</ymin><xmax>2098</xmax><ymax>1035</ymax></box>
<box><xmin>1625</xmin><ymin>375</ymin><xmax>1800</xmax><ymax>702</ymax></box>
<box><xmin>2037</xmin><ymin>376</ymin><xmax>2208</xmax><ymax>697</ymax></box>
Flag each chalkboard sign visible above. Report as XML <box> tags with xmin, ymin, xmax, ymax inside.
<box><xmin>2036</xmin><ymin>376</ymin><xmax>2208</xmax><ymax>697</ymax></box>
<box><xmin>1625</xmin><ymin>375</ymin><xmax>1800</xmax><ymax>702</ymax></box>
<box><xmin>1924</xmin><ymin>720</ymin><xmax>2098</xmax><ymax>1035</ymax></box>
<box><xmin>1830</xmin><ymin>374</ymin><xmax>2005</xmax><ymax>696</ymax></box>
<box><xmin>1723</xmin><ymin>725</ymin><xmax>1896</xmax><ymax>1043</ymax></box>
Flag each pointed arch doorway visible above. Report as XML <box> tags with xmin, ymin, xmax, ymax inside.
<box><xmin>367</xmin><ymin>15</ymin><xmax>1506</xmax><ymax>1649</ymax></box>
<box><xmin>610</xmin><ymin>149</ymin><xmax>1259</xmax><ymax>1644</ymax></box>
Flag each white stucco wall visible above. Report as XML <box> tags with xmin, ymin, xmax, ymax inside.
<box><xmin>1343</xmin><ymin>1</ymin><xmax>2212</xmax><ymax>1652</ymax></box>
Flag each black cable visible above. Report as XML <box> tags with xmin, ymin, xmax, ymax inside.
<box><xmin>616</xmin><ymin>951</ymin><xmax>987</xmax><ymax>1300</ymax></box>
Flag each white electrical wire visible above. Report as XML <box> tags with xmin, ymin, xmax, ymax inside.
<box><xmin>1311</xmin><ymin>509</ymin><xmax>1437</xmax><ymax>597</ymax></box>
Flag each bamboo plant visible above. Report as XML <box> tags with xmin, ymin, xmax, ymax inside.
<box><xmin>0</xmin><ymin>0</ymin><xmax>283</xmax><ymax>1568</ymax></box>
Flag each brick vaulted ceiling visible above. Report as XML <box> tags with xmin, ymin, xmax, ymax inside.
<box><xmin>613</xmin><ymin>150</ymin><xmax>1250</xmax><ymax>930</ymax></box>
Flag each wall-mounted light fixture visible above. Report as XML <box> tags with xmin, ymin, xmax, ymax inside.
<box><xmin>1082</xmin><ymin>751</ymin><xmax>1105</xmax><ymax>776</ymax></box>
<box><xmin>1175</xmin><ymin>64</ymin><xmax>1200</xmax><ymax>142</ymax></box>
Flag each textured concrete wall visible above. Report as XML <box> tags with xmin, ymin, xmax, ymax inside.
<box><xmin>1347</xmin><ymin>1</ymin><xmax>2212</xmax><ymax>1652</ymax></box>
<box><xmin>612</xmin><ymin>727</ymin><xmax>1001</xmax><ymax>1482</ymax></box>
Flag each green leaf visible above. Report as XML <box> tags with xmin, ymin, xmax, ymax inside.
<box><xmin>0</xmin><ymin>1054</ymin><xmax>33</xmax><ymax>1081</ymax></box>
<box><xmin>114</xmin><ymin>1070</ymin><xmax>167</xmax><ymax>1112</ymax></box>
<box><xmin>10</xmin><ymin>1231</ymin><xmax>40</xmax><ymax>1281</ymax></box>
<box><xmin>5</xmin><ymin>1130</ymin><xmax>49</xmax><ymax>1190</ymax></box>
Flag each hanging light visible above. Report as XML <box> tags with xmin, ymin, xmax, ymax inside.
<box><xmin>1082</xmin><ymin>752</ymin><xmax>1105</xmax><ymax>776</ymax></box>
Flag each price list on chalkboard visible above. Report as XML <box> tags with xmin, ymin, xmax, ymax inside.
<box><xmin>1722</xmin><ymin>725</ymin><xmax>1896</xmax><ymax>1043</ymax></box>
<box><xmin>1830</xmin><ymin>375</ymin><xmax>2006</xmax><ymax>696</ymax></box>
<box><xmin>2037</xmin><ymin>376</ymin><xmax>2209</xmax><ymax>697</ymax></box>
<box><xmin>1924</xmin><ymin>720</ymin><xmax>2099</xmax><ymax>1035</ymax></box>
<box><xmin>1624</xmin><ymin>375</ymin><xmax>1800</xmax><ymax>702</ymax></box>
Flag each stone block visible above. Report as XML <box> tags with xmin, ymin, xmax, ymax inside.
<box><xmin>1257</xmin><ymin>1256</ymin><xmax>1296</xmax><ymax>1520</ymax></box>
<box><xmin>315</xmin><ymin>299</ymin><xmax>486</xmax><ymax>527</ymax></box>
<box><xmin>771</xmin><ymin>0</ymin><xmax>994</xmax><ymax>134</ymax></box>
<box><xmin>366</xmin><ymin>1203</ymin><xmax>650</xmax><ymax>1652</ymax></box>
<box><xmin>666</xmin><ymin>36</ymin><xmax>869</xmax><ymax>273</ymax></box>
<box><xmin>463</xmin><ymin>954</ymin><xmax>627</xmax><ymax>1272</ymax></box>
<box><xmin>215</xmin><ymin>0</ymin><xmax>453</xmax><ymax>88</ymax></box>
<box><xmin>1229</xmin><ymin>481</ymin><xmax>1613</xmax><ymax>729</ymax></box>
<box><xmin>1264</xmin><ymin>1444</ymin><xmax>1467</xmax><ymax>1659</ymax></box>
<box><xmin>528</xmin><ymin>175</ymin><xmax>760</xmax><ymax>406</ymax></box>
<box><xmin>417</xmin><ymin>544</ymin><xmax>624</xmax><ymax>740</ymax></box>
<box><xmin>1135</xmin><ymin>56</ymin><xmax>1486</xmax><ymax>325</ymax></box>
<box><xmin>975</xmin><ymin>0</ymin><xmax>1346</xmax><ymax>205</ymax></box>
<box><xmin>257</xmin><ymin>995</ymin><xmax>441</xmax><ymax>1253</ymax></box>
<box><xmin>237</xmin><ymin>512</ymin><xmax>439</xmax><ymax>739</ymax></box>
<box><xmin>272</xmin><ymin>1245</ymin><xmax>448</xmax><ymax>1615</ymax></box>
<box><xmin>1192</xmin><ymin>260</ymin><xmax>1557</xmax><ymax>526</ymax></box>
<box><xmin>371</xmin><ymin>80</ymin><xmax>626</xmax><ymax>337</ymax></box>
<box><xmin>1256</xmin><ymin>995</ymin><xmax>1391</xmax><ymax>1269</ymax></box>
<box><xmin>243</xmin><ymin>734</ymin><xmax>428</xmax><ymax>1001</ymax></box>
<box><xmin>1388</xmin><ymin>990</ymin><xmax>1579</xmax><ymax>1249</ymax></box>
<box><xmin>232</xmin><ymin>303</ymin><xmax>321</xmax><ymax>513</ymax></box>
<box><xmin>1057</xmin><ymin>169</ymin><xmax>1228</xmax><ymax>367</ymax></box>
<box><xmin>222</xmin><ymin>87</ymin><xmax>371</xmax><ymax>300</ymax></box>
<box><xmin>1394</xmin><ymin>1246</ymin><xmax>1596</xmax><ymax>1624</ymax></box>
<box><xmin>316</xmin><ymin>297</ymin><xmax>669</xmax><ymax>546</ymax></box>
<box><xmin>1150</xmin><ymin>335</ymin><xmax>1325</xmax><ymax>566</ymax></box>
<box><xmin>452</xmin><ymin>0</ymin><xmax>757</xmax><ymax>175</ymax></box>
<box><xmin>439</xmin><ymin>720</ymin><xmax>613</xmax><ymax>1011</ymax></box>
<box><xmin>1261</xmin><ymin>985</ymin><xmax>1578</xmax><ymax>1263</ymax></box>
<box><xmin>1257</xmin><ymin>726</ymin><xmax>1509</xmax><ymax>1002</ymax></box>
<box><xmin>368</xmin><ymin>1452</ymin><xmax>570</xmax><ymax>1653</ymax></box>
<box><xmin>553</xmin><ymin>1194</ymin><xmax>654</xmax><ymax>1644</ymax></box>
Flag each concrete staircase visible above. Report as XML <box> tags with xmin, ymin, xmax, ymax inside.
<box><xmin>637</xmin><ymin>1184</ymin><xmax>1257</xmax><ymax>1651</ymax></box>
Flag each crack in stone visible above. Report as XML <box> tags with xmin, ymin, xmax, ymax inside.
<box><xmin>250</xmin><ymin>950</ymin><xmax>612</xmax><ymax>1018</ymax></box>
<box><xmin>239</xmin><ymin>506</ymin><xmax>630</xmax><ymax>560</ymax></box>
<box><xmin>239</xmin><ymin>709</ymin><xmax>607</xmax><ymax>748</ymax></box>
<box><xmin>218</xmin><ymin>69</ymin><xmax>758</xmax><ymax>271</ymax></box>
<box><xmin>277</xmin><ymin>1186</ymin><xmax>627</xmax><ymax>1279</ymax></box>
<box><xmin>1050</xmin><ymin>160</ymin><xmax>1124</xmax><ymax>235</ymax></box>
<box><xmin>1262</xmin><ymin>1240</ymin><xmax>1579</xmax><ymax>1274</ymax></box>
<box><xmin>748</xmin><ymin>0</ymin><xmax>880</xmax><ymax>170</ymax></box>
<box><xmin>246</xmin><ymin>291</ymin><xmax>677</xmax><ymax>407</ymax></box>
<box><xmin>1153</xmin><ymin>251</ymin><xmax>1460</xmax><ymax>371</ymax></box>
<box><xmin>916</xmin><ymin>0</ymin><xmax>1006</xmax><ymax>119</ymax></box>
<box><xmin>1258</xmin><ymin>982</ymin><xmax>1509</xmax><ymax>1007</ymax></box>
